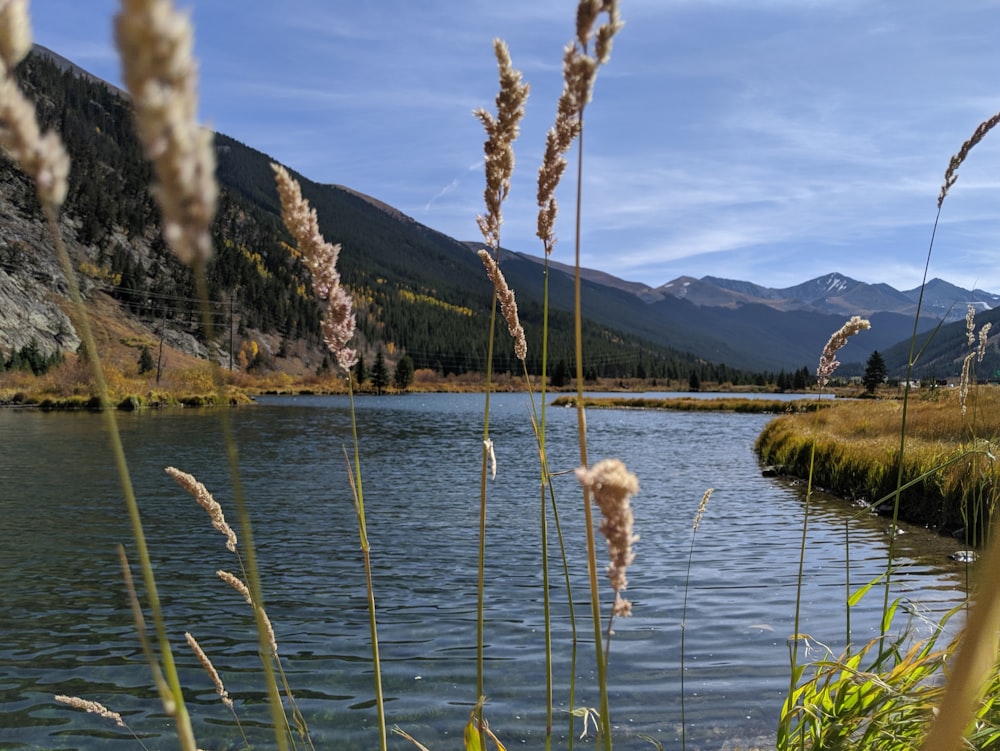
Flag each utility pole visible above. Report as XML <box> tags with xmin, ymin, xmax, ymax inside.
<box><xmin>156</xmin><ymin>307</ymin><xmax>165</xmax><ymax>384</ymax></box>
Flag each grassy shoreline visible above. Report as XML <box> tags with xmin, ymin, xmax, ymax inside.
<box><xmin>755</xmin><ymin>388</ymin><xmax>999</xmax><ymax>539</ymax></box>
<box><xmin>1</xmin><ymin>367</ymin><xmax>834</xmax><ymax>410</ymax></box>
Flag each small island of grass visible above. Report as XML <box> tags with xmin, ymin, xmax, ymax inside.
<box><xmin>551</xmin><ymin>394</ymin><xmax>828</xmax><ymax>413</ymax></box>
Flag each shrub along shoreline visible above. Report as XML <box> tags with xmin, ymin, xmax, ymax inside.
<box><xmin>754</xmin><ymin>389</ymin><xmax>999</xmax><ymax>542</ymax></box>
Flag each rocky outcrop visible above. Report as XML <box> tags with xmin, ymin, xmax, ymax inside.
<box><xmin>0</xmin><ymin>178</ymin><xmax>80</xmax><ymax>358</ymax></box>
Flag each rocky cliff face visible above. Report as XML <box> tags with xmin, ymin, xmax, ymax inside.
<box><xmin>0</xmin><ymin>173</ymin><xmax>80</xmax><ymax>359</ymax></box>
<box><xmin>0</xmin><ymin>165</ymin><xmax>223</xmax><ymax>367</ymax></box>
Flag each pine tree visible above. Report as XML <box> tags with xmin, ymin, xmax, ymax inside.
<box><xmin>551</xmin><ymin>358</ymin><xmax>569</xmax><ymax>388</ymax></box>
<box><xmin>371</xmin><ymin>350</ymin><xmax>389</xmax><ymax>395</ymax></box>
<box><xmin>688</xmin><ymin>369</ymin><xmax>701</xmax><ymax>392</ymax></box>
<box><xmin>138</xmin><ymin>345</ymin><xmax>155</xmax><ymax>375</ymax></box>
<box><xmin>393</xmin><ymin>354</ymin><xmax>414</xmax><ymax>391</ymax></box>
<box><xmin>863</xmin><ymin>350</ymin><xmax>887</xmax><ymax>394</ymax></box>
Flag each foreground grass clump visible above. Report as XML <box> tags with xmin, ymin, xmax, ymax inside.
<box><xmin>756</xmin><ymin>388</ymin><xmax>1000</xmax><ymax>533</ymax></box>
<box><xmin>780</xmin><ymin>604</ymin><xmax>1000</xmax><ymax>751</ymax></box>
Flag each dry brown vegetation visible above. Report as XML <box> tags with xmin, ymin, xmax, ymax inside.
<box><xmin>555</xmin><ymin>395</ymin><xmax>829</xmax><ymax>413</ymax></box>
<box><xmin>756</xmin><ymin>387</ymin><xmax>1000</xmax><ymax>536</ymax></box>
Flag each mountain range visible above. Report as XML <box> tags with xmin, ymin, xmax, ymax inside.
<box><xmin>1</xmin><ymin>46</ymin><xmax>997</xmax><ymax>383</ymax></box>
<box><xmin>500</xmin><ymin>252</ymin><xmax>999</xmax><ymax>375</ymax></box>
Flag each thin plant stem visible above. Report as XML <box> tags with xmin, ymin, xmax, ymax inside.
<box><xmin>845</xmin><ymin>520</ymin><xmax>851</xmax><ymax>647</ymax></box>
<box><xmin>786</xmin><ymin>401</ymin><xmax>823</xmax><ymax>742</ymax></box>
<box><xmin>530</xmin><ymin>411</ymin><xmax>580</xmax><ymax>749</ymax></box>
<box><xmin>190</xmin><ymin>268</ymin><xmax>293</xmax><ymax>750</ymax></box>
<box><xmin>477</xmin><ymin>273</ymin><xmax>499</xmax><ymax>743</ymax></box>
<box><xmin>571</xmin><ymin>123</ymin><xmax>612</xmax><ymax>751</ymax></box>
<box><xmin>117</xmin><ymin>545</ymin><xmax>171</xmax><ymax>736</ymax></box>
<box><xmin>680</xmin><ymin>489</ymin><xmax>712</xmax><ymax>751</ymax></box>
<box><xmin>533</xmin><ymin>263</ymin><xmax>579</xmax><ymax>750</ymax></box>
<box><xmin>539</xmin><ymin>258</ymin><xmax>554</xmax><ymax>751</ymax></box>
<box><xmin>540</xmin><ymin>479</ymin><xmax>554</xmax><ymax>750</ymax></box>
<box><xmin>46</xmin><ymin>206</ymin><xmax>197</xmax><ymax>751</ymax></box>
<box><xmin>881</xmin><ymin>205</ymin><xmax>940</xmax><ymax>645</ymax></box>
<box><xmin>343</xmin><ymin>379</ymin><xmax>387</xmax><ymax>751</ymax></box>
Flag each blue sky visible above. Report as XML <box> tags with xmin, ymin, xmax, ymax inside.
<box><xmin>25</xmin><ymin>0</ymin><xmax>1000</xmax><ymax>292</ymax></box>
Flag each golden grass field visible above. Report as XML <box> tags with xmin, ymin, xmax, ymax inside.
<box><xmin>755</xmin><ymin>387</ymin><xmax>1000</xmax><ymax>536</ymax></box>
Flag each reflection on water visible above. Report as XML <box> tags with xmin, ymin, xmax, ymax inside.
<box><xmin>0</xmin><ymin>393</ymin><xmax>969</xmax><ymax>750</ymax></box>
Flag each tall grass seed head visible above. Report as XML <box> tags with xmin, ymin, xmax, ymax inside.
<box><xmin>0</xmin><ymin>1</ymin><xmax>70</xmax><ymax>210</ymax></box>
<box><xmin>474</xmin><ymin>39</ymin><xmax>528</xmax><ymax>251</ymax></box>
<box><xmin>115</xmin><ymin>0</ymin><xmax>217</xmax><ymax>265</ymax></box>
<box><xmin>535</xmin><ymin>1</ymin><xmax>620</xmax><ymax>255</ymax></box>
<box><xmin>478</xmin><ymin>249</ymin><xmax>527</xmax><ymax>361</ymax></box>
<box><xmin>271</xmin><ymin>162</ymin><xmax>358</xmax><ymax>370</ymax></box>
<box><xmin>959</xmin><ymin>307</ymin><xmax>992</xmax><ymax>416</ymax></box>
<box><xmin>165</xmin><ymin>466</ymin><xmax>237</xmax><ymax>552</ymax></box>
<box><xmin>576</xmin><ymin>458</ymin><xmax>639</xmax><ymax>616</ymax></box>
<box><xmin>817</xmin><ymin>315</ymin><xmax>871</xmax><ymax>387</ymax></box>
<box><xmin>54</xmin><ymin>695</ymin><xmax>127</xmax><ymax>728</ymax></box>
<box><xmin>939</xmin><ymin>110</ymin><xmax>1000</xmax><ymax>208</ymax></box>
<box><xmin>185</xmin><ymin>632</ymin><xmax>233</xmax><ymax>709</ymax></box>
<box><xmin>0</xmin><ymin>0</ymin><xmax>31</xmax><ymax>71</ymax></box>
<box><xmin>0</xmin><ymin>75</ymin><xmax>70</xmax><ymax>207</ymax></box>
<box><xmin>693</xmin><ymin>488</ymin><xmax>713</xmax><ymax>533</ymax></box>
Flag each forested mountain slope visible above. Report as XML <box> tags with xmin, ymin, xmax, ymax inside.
<box><xmin>0</xmin><ymin>46</ymin><xmax>723</xmax><ymax>382</ymax></box>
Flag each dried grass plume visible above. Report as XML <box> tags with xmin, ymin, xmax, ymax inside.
<box><xmin>939</xmin><ymin>111</ymin><xmax>1000</xmax><ymax>208</ymax></box>
<box><xmin>218</xmin><ymin>569</ymin><xmax>279</xmax><ymax>657</ymax></box>
<box><xmin>54</xmin><ymin>695</ymin><xmax>127</xmax><ymax>728</ymax></box>
<box><xmin>478</xmin><ymin>249</ymin><xmax>527</xmax><ymax>362</ymax></box>
<box><xmin>115</xmin><ymin>0</ymin><xmax>217</xmax><ymax>265</ymax></box>
<box><xmin>536</xmin><ymin>0</ymin><xmax>622</xmax><ymax>254</ymax></box>
<box><xmin>271</xmin><ymin>162</ymin><xmax>357</xmax><ymax>370</ymax></box>
<box><xmin>959</xmin><ymin>305</ymin><xmax>992</xmax><ymax>416</ymax></box>
<box><xmin>576</xmin><ymin>458</ymin><xmax>639</xmax><ymax>617</ymax></box>
<box><xmin>474</xmin><ymin>39</ymin><xmax>529</xmax><ymax>251</ymax></box>
<box><xmin>185</xmin><ymin>632</ymin><xmax>233</xmax><ymax>709</ymax></box>
<box><xmin>816</xmin><ymin>315</ymin><xmax>871</xmax><ymax>388</ymax></box>
<box><xmin>165</xmin><ymin>466</ymin><xmax>237</xmax><ymax>552</ymax></box>
<box><xmin>693</xmin><ymin>488</ymin><xmax>713</xmax><ymax>533</ymax></box>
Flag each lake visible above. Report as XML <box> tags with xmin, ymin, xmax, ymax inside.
<box><xmin>0</xmin><ymin>392</ymin><xmax>970</xmax><ymax>750</ymax></box>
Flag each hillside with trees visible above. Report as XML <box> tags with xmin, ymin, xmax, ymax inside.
<box><xmin>0</xmin><ymin>46</ymin><xmax>777</xmax><ymax>390</ymax></box>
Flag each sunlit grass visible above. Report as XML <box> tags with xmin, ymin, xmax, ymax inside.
<box><xmin>756</xmin><ymin>389</ymin><xmax>1000</xmax><ymax>533</ymax></box>
<box><xmin>555</xmin><ymin>395</ymin><xmax>828</xmax><ymax>413</ymax></box>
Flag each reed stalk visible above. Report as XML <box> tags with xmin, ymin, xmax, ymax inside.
<box><xmin>343</xmin><ymin>401</ymin><xmax>388</xmax><ymax>751</ymax></box>
<box><xmin>680</xmin><ymin>489</ymin><xmax>713</xmax><ymax>751</ymax></box>
<box><xmin>472</xmin><ymin>40</ymin><xmax>529</xmax><ymax>743</ymax></box>
<box><xmin>781</xmin><ymin>317</ymin><xmax>869</xmax><ymax>749</ymax></box>
<box><xmin>914</xmin><ymin>109</ymin><xmax>1000</xmax><ymax>751</ymax></box>
<box><xmin>271</xmin><ymin>162</ymin><xmax>370</xmax><ymax>749</ymax></box>
<box><xmin>538</xmin><ymin>4</ymin><xmax>622</xmax><ymax>746</ymax></box>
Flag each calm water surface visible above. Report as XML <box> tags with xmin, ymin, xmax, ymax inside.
<box><xmin>0</xmin><ymin>393</ymin><xmax>970</xmax><ymax>750</ymax></box>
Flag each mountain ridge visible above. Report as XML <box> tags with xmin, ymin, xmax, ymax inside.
<box><xmin>1</xmin><ymin>45</ymin><xmax>994</xmax><ymax>383</ymax></box>
<box><xmin>508</xmin><ymin>254</ymin><xmax>999</xmax><ymax>324</ymax></box>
